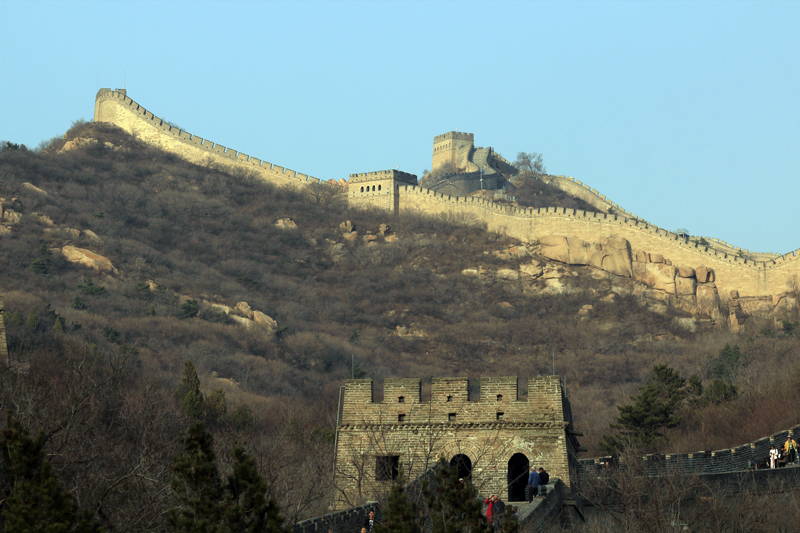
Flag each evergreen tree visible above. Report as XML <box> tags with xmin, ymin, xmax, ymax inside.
<box><xmin>231</xmin><ymin>404</ymin><xmax>255</xmax><ymax>430</ymax></box>
<box><xmin>223</xmin><ymin>447</ymin><xmax>287</xmax><ymax>533</ymax></box>
<box><xmin>204</xmin><ymin>388</ymin><xmax>227</xmax><ymax>426</ymax></box>
<box><xmin>601</xmin><ymin>365</ymin><xmax>688</xmax><ymax>454</ymax></box>
<box><xmin>168</xmin><ymin>423</ymin><xmax>225</xmax><ymax>533</ymax></box>
<box><xmin>169</xmin><ymin>423</ymin><xmax>288</xmax><ymax>533</ymax></box>
<box><xmin>375</xmin><ymin>468</ymin><xmax>421</xmax><ymax>533</ymax></box>
<box><xmin>1</xmin><ymin>413</ymin><xmax>103</xmax><ymax>533</ymax></box>
<box><xmin>421</xmin><ymin>458</ymin><xmax>492</xmax><ymax>533</ymax></box>
<box><xmin>176</xmin><ymin>360</ymin><xmax>205</xmax><ymax>420</ymax></box>
<box><xmin>26</xmin><ymin>308</ymin><xmax>39</xmax><ymax>331</ymax></box>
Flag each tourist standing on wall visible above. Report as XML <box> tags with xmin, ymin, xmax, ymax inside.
<box><xmin>770</xmin><ymin>445</ymin><xmax>779</xmax><ymax>469</ymax></box>
<box><xmin>784</xmin><ymin>436</ymin><xmax>797</xmax><ymax>464</ymax></box>
<box><xmin>484</xmin><ymin>495</ymin><xmax>495</xmax><ymax>523</ymax></box>
<box><xmin>526</xmin><ymin>467</ymin><xmax>540</xmax><ymax>502</ymax></box>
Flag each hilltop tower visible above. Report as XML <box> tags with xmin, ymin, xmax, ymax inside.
<box><xmin>432</xmin><ymin>131</ymin><xmax>475</xmax><ymax>173</ymax></box>
<box><xmin>348</xmin><ymin>170</ymin><xmax>418</xmax><ymax>214</ymax></box>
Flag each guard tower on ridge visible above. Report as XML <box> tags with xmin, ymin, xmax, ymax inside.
<box><xmin>348</xmin><ymin>170</ymin><xmax>418</xmax><ymax>214</ymax></box>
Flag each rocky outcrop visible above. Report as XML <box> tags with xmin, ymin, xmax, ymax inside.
<box><xmin>274</xmin><ymin>218</ymin><xmax>297</xmax><ymax>230</ymax></box>
<box><xmin>21</xmin><ymin>183</ymin><xmax>47</xmax><ymax>196</ymax></box>
<box><xmin>539</xmin><ymin>235</ymin><xmax>632</xmax><ymax>277</ymax></box>
<box><xmin>61</xmin><ymin>245</ymin><xmax>118</xmax><ymax>274</ymax></box>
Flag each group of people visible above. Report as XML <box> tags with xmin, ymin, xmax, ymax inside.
<box><xmin>769</xmin><ymin>436</ymin><xmax>798</xmax><ymax>469</ymax></box>
<box><xmin>484</xmin><ymin>494</ymin><xmax>507</xmax><ymax>527</ymax></box>
<box><xmin>525</xmin><ymin>467</ymin><xmax>549</xmax><ymax>502</ymax></box>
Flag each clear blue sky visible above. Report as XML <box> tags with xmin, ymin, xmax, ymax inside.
<box><xmin>2</xmin><ymin>0</ymin><xmax>798</xmax><ymax>254</ymax></box>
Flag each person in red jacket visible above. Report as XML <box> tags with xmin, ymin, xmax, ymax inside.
<box><xmin>485</xmin><ymin>495</ymin><xmax>495</xmax><ymax>522</ymax></box>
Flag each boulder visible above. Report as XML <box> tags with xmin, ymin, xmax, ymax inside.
<box><xmin>730</xmin><ymin>290</ymin><xmax>740</xmax><ymax>299</ymax></box>
<box><xmin>235</xmin><ymin>301</ymin><xmax>254</xmax><ymax>319</ymax></box>
<box><xmin>677</xmin><ymin>266</ymin><xmax>696</xmax><ymax>278</ymax></box>
<box><xmin>252</xmin><ymin>310</ymin><xmax>277</xmax><ymax>330</ymax></box>
<box><xmin>696</xmin><ymin>267</ymin><xmax>711</xmax><ymax>283</ymax></box>
<box><xmin>229</xmin><ymin>315</ymin><xmax>255</xmax><ymax>329</ymax></box>
<box><xmin>34</xmin><ymin>213</ymin><xmax>54</xmax><ymax>226</ymax></box>
<box><xmin>339</xmin><ymin>221</ymin><xmax>354</xmax><ymax>232</ymax></box>
<box><xmin>0</xmin><ymin>226</ymin><xmax>11</xmax><ymax>236</ymax></box>
<box><xmin>696</xmin><ymin>284</ymin><xmax>721</xmax><ymax>319</ymax></box>
<box><xmin>363</xmin><ymin>235</ymin><xmax>378</xmax><ymax>243</ymax></box>
<box><xmin>384</xmin><ymin>234</ymin><xmax>398</xmax><ymax>243</ymax></box>
<box><xmin>343</xmin><ymin>232</ymin><xmax>358</xmax><ymax>242</ymax></box>
<box><xmin>378</xmin><ymin>223</ymin><xmax>390</xmax><ymax>236</ymax></box>
<box><xmin>673</xmin><ymin>317</ymin><xmax>697</xmax><ymax>332</ymax></box>
<box><xmin>83</xmin><ymin>229</ymin><xmax>102</xmax><ymax>242</ymax></box>
<box><xmin>61</xmin><ymin>245</ymin><xmax>118</xmax><ymax>274</ymax></box>
<box><xmin>519</xmin><ymin>263</ymin><xmax>543</xmax><ymax>278</ymax></box>
<box><xmin>648</xmin><ymin>253</ymin><xmax>664</xmax><ymax>263</ymax></box>
<box><xmin>3</xmin><ymin>210</ymin><xmax>21</xmax><ymax>224</ymax></box>
<box><xmin>461</xmin><ymin>268</ymin><xmax>480</xmax><ymax>277</ymax></box>
<box><xmin>21</xmin><ymin>182</ymin><xmax>47</xmax><ymax>196</ymax></box>
<box><xmin>274</xmin><ymin>217</ymin><xmax>297</xmax><ymax>230</ymax></box>
<box><xmin>633</xmin><ymin>262</ymin><xmax>677</xmax><ymax>294</ymax></box>
<box><xmin>675</xmin><ymin>276</ymin><xmax>697</xmax><ymax>296</ymax></box>
<box><xmin>496</xmin><ymin>269</ymin><xmax>519</xmax><ymax>280</ymax></box>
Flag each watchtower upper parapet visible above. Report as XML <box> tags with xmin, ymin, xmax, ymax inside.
<box><xmin>341</xmin><ymin>376</ymin><xmax>566</xmax><ymax>426</ymax></box>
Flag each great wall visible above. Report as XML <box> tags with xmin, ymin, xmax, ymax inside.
<box><xmin>93</xmin><ymin>89</ymin><xmax>800</xmax><ymax>308</ymax></box>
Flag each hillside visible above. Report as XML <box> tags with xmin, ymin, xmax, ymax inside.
<box><xmin>2</xmin><ymin>122</ymin><xmax>800</xmax><ymax>529</ymax></box>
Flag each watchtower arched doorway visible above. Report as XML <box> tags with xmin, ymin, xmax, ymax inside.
<box><xmin>507</xmin><ymin>453</ymin><xmax>529</xmax><ymax>502</ymax></box>
<box><xmin>450</xmin><ymin>454</ymin><xmax>472</xmax><ymax>480</ymax></box>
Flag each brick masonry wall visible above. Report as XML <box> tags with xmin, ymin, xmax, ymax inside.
<box><xmin>579</xmin><ymin>422</ymin><xmax>800</xmax><ymax>477</ymax></box>
<box><xmin>93</xmin><ymin>90</ymin><xmax>325</xmax><ymax>189</ymax></box>
<box><xmin>395</xmin><ymin>186</ymin><xmax>800</xmax><ymax>299</ymax></box>
<box><xmin>334</xmin><ymin>376</ymin><xmax>579</xmax><ymax>509</ymax></box>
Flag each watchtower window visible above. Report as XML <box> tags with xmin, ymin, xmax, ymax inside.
<box><xmin>372</xmin><ymin>185</ymin><xmax>376</xmax><ymax>191</ymax></box>
<box><xmin>497</xmin><ymin>394</ymin><xmax>503</xmax><ymax>402</ymax></box>
<box><xmin>446</xmin><ymin>395</ymin><xmax>453</xmax><ymax>402</ymax></box>
<box><xmin>376</xmin><ymin>455</ymin><xmax>400</xmax><ymax>481</ymax></box>
<box><xmin>360</xmin><ymin>186</ymin><xmax>364</xmax><ymax>192</ymax></box>
<box><xmin>496</xmin><ymin>412</ymin><xmax>504</xmax><ymax>420</ymax></box>
<box><xmin>448</xmin><ymin>413</ymin><xmax>456</xmax><ymax>422</ymax></box>
<box><xmin>378</xmin><ymin>185</ymin><xmax>382</xmax><ymax>191</ymax></box>
<box><xmin>398</xmin><ymin>414</ymin><xmax>405</xmax><ymax>422</ymax></box>
<box><xmin>398</xmin><ymin>396</ymin><xmax>405</xmax><ymax>403</ymax></box>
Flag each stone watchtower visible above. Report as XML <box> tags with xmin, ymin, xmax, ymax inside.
<box><xmin>348</xmin><ymin>170</ymin><xmax>417</xmax><ymax>214</ymax></box>
<box><xmin>432</xmin><ymin>131</ymin><xmax>474</xmax><ymax>173</ymax></box>
<box><xmin>333</xmin><ymin>376</ymin><xmax>584</xmax><ymax>509</ymax></box>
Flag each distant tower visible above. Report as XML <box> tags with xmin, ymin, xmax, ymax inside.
<box><xmin>432</xmin><ymin>131</ymin><xmax>474</xmax><ymax>173</ymax></box>
<box><xmin>348</xmin><ymin>170</ymin><xmax>418</xmax><ymax>214</ymax></box>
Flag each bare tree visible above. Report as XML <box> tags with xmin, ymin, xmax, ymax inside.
<box><xmin>513</xmin><ymin>152</ymin><xmax>546</xmax><ymax>180</ymax></box>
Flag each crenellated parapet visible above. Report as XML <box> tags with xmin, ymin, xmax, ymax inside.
<box><xmin>581</xmin><ymin>422</ymin><xmax>800</xmax><ymax>477</ymax></box>
<box><xmin>394</xmin><ymin>184</ymin><xmax>800</xmax><ymax>298</ymax></box>
<box><xmin>93</xmin><ymin>89</ymin><xmax>325</xmax><ymax>187</ymax></box>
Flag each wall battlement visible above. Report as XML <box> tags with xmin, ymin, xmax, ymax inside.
<box><xmin>433</xmin><ymin>131</ymin><xmax>474</xmax><ymax>143</ymax></box>
<box><xmin>581</xmin><ymin>421</ymin><xmax>800</xmax><ymax>477</ymax></box>
<box><xmin>394</xmin><ymin>184</ymin><xmax>800</xmax><ymax>298</ymax></box>
<box><xmin>348</xmin><ymin>170</ymin><xmax>417</xmax><ymax>184</ymax></box>
<box><xmin>93</xmin><ymin>89</ymin><xmax>324</xmax><ymax>187</ymax></box>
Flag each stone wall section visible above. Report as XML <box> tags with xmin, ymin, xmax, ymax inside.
<box><xmin>334</xmin><ymin>376</ymin><xmax>580</xmax><ymax>509</ymax></box>
<box><xmin>395</xmin><ymin>186</ymin><xmax>800</xmax><ymax>299</ymax></box>
<box><xmin>93</xmin><ymin>89</ymin><xmax>324</xmax><ymax>189</ymax></box>
<box><xmin>580</xmin><ymin>421</ymin><xmax>800</xmax><ymax>477</ymax></box>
